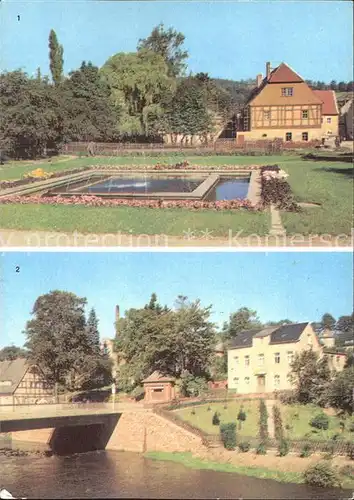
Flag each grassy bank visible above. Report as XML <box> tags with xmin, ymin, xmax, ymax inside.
<box><xmin>145</xmin><ymin>451</ymin><xmax>354</xmax><ymax>489</ymax></box>
<box><xmin>174</xmin><ymin>400</ymin><xmax>259</xmax><ymax>436</ymax></box>
<box><xmin>145</xmin><ymin>451</ymin><xmax>304</xmax><ymax>484</ymax></box>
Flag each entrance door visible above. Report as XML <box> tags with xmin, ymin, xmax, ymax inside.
<box><xmin>257</xmin><ymin>375</ymin><xmax>266</xmax><ymax>393</ymax></box>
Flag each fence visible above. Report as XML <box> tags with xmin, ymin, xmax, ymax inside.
<box><xmin>61</xmin><ymin>139</ymin><xmax>286</xmax><ymax>156</ymax></box>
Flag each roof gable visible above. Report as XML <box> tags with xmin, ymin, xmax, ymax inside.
<box><xmin>269</xmin><ymin>322</ymin><xmax>309</xmax><ymax>344</ymax></box>
<box><xmin>142</xmin><ymin>370</ymin><xmax>175</xmax><ymax>383</ymax></box>
<box><xmin>267</xmin><ymin>63</ymin><xmax>304</xmax><ymax>84</ymax></box>
<box><xmin>313</xmin><ymin>90</ymin><xmax>339</xmax><ymax>115</ymax></box>
<box><xmin>0</xmin><ymin>358</ymin><xmax>28</xmax><ymax>394</ymax></box>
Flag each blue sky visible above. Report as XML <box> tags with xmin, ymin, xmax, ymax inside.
<box><xmin>0</xmin><ymin>251</ymin><xmax>352</xmax><ymax>348</ymax></box>
<box><xmin>1</xmin><ymin>1</ymin><xmax>352</xmax><ymax>81</ymax></box>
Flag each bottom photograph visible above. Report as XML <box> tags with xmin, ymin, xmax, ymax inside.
<box><xmin>0</xmin><ymin>251</ymin><xmax>353</xmax><ymax>500</ymax></box>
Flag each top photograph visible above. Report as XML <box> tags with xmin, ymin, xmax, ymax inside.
<box><xmin>0</xmin><ymin>0</ymin><xmax>352</xmax><ymax>248</ymax></box>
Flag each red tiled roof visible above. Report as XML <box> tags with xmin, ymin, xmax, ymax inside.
<box><xmin>313</xmin><ymin>90</ymin><xmax>339</xmax><ymax>115</ymax></box>
<box><xmin>267</xmin><ymin>63</ymin><xmax>304</xmax><ymax>84</ymax></box>
<box><xmin>142</xmin><ymin>370</ymin><xmax>175</xmax><ymax>383</ymax></box>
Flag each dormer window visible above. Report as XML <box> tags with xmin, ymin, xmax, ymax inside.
<box><xmin>281</xmin><ymin>87</ymin><xmax>293</xmax><ymax>97</ymax></box>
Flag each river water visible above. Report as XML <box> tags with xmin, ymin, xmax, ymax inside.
<box><xmin>0</xmin><ymin>450</ymin><xmax>348</xmax><ymax>499</ymax></box>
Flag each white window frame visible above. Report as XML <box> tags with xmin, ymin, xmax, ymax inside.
<box><xmin>258</xmin><ymin>353</ymin><xmax>264</xmax><ymax>366</ymax></box>
<box><xmin>281</xmin><ymin>87</ymin><xmax>294</xmax><ymax>97</ymax></box>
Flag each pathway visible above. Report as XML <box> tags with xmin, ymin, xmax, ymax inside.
<box><xmin>265</xmin><ymin>399</ymin><xmax>275</xmax><ymax>439</ymax></box>
<box><xmin>0</xmin><ymin>229</ymin><xmax>351</xmax><ymax>247</ymax></box>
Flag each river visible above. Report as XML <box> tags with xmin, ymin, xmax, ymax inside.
<box><xmin>0</xmin><ymin>450</ymin><xmax>348</xmax><ymax>499</ymax></box>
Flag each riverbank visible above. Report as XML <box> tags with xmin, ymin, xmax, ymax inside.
<box><xmin>0</xmin><ymin>447</ymin><xmax>52</xmax><ymax>458</ymax></box>
<box><xmin>145</xmin><ymin>450</ymin><xmax>354</xmax><ymax>489</ymax></box>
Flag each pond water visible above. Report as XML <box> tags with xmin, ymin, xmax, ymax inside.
<box><xmin>83</xmin><ymin>177</ymin><xmax>202</xmax><ymax>194</ymax></box>
<box><xmin>0</xmin><ymin>450</ymin><xmax>347</xmax><ymax>499</ymax></box>
<box><xmin>48</xmin><ymin>175</ymin><xmax>250</xmax><ymax>200</ymax></box>
<box><xmin>207</xmin><ymin>177</ymin><xmax>250</xmax><ymax>201</ymax></box>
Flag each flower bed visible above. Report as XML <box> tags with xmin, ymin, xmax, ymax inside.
<box><xmin>0</xmin><ymin>194</ymin><xmax>257</xmax><ymax>211</ymax></box>
<box><xmin>0</xmin><ymin>163</ymin><xmax>258</xmax><ymax>191</ymax></box>
<box><xmin>88</xmin><ymin>163</ymin><xmax>260</xmax><ymax>172</ymax></box>
<box><xmin>0</xmin><ymin>166</ymin><xmax>91</xmax><ymax>190</ymax></box>
<box><xmin>260</xmin><ymin>165</ymin><xmax>301</xmax><ymax>212</ymax></box>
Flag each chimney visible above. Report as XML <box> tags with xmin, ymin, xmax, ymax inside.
<box><xmin>256</xmin><ymin>74</ymin><xmax>263</xmax><ymax>87</ymax></box>
<box><xmin>115</xmin><ymin>305</ymin><xmax>120</xmax><ymax>324</ymax></box>
<box><xmin>266</xmin><ymin>62</ymin><xmax>271</xmax><ymax>80</ymax></box>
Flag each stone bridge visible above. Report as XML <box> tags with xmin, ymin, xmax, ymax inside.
<box><xmin>0</xmin><ymin>403</ymin><xmax>206</xmax><ymax>455</ymax></box>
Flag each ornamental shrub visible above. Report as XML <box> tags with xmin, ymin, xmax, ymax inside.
<box><xmin>258</xmin><ymin>399</ymin><xmax>269</xmax><ymax>442</ymax></box>
<box><xmin>273</xmin><ymin>405</ymin><xmax>284</xmax><ymax>441</ymax></box>
<box><xmin>212</xmin><ymin>412</ymin><xmax>220</xmax><ymax>426</ymax></box>
<box><xmin>220</xmin><ymin>422</ymin><xmax>237</xmax><ymax>450</ymax></box>
<box><xmin>256</xmin><ymin>441</ymin><xmax>267</xmax><ymax>455</ymax></box>
<box><xmin>238</xmin><ymin>441</ymin><xmax>251</xmax><ymax>452</ymax></box>
<box><xmin>304</xmin><ymin>462</ymin><xmax>341</xmax><ymax>488</ymax></box>
<box><xmin>310</xmin><ymin>413</ymin><xmax>329</xmax><ymax>430</ymax></box>
<box><xmin>278</xmin><ymin>439</ymin><xmax>290</xmax><ymax>457</ymax></box>
<box><xmin>300</xmin><ymin>443</ymin><xmax>312</xmax><ymax>458</ymax></box>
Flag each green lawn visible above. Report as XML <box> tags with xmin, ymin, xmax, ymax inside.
<box><xmin>173</xmin><ymin>400</ymin><xmax>259</xmax><ymax>437</ymax></box>
<box><xmin>0</xmin><ymin>153</ymin><xmax>352</xmax><ymax>236</ymax></box>
<box><xmin>145</xmin><ymin>451</ymin><xmax>304</xmax><ymax>484</ymax></box>
<box><xmin>279</xmin><ymin>159</ymin><xmax>353</xmax><ymax>235</ymax></box>
<box><xmin>281</xmin><ymin>404</ymin><xmax>354</xmax><ymax>441</ymax></box>
<box><xmin>0</xmin><ymin>204</ymin><xmax>269</xmax><ymax>236</ymax></box>
<box><xmin>0</xmin><ymin>154</ymin><xmax>288</xmax><ymax>181</ymax></box>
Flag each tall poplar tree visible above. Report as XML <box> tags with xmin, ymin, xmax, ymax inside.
<box><xmin>49</xmin><ymin>29</ymin><xmax>64</xmax><ymax>85</ymax></box>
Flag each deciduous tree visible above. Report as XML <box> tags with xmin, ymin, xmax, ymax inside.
<box><xmin>137</xmin><ymin>23</ymin><xmax>188</xmax><ymax>77</ymax></box>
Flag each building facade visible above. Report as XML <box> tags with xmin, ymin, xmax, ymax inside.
<box><xmin>0</xmin><ymin>358</ymin><xmax>53</xmax><ymax>405</ymax></box>
<box><xmin>227</xmin><ymin>323</ymin><xmax>345</xmax><ymax>395</ymax></box>
<box><xmin>239</xmin><ymin>62</ymin><xmax>339</xmax><ymax>143</ymax></box>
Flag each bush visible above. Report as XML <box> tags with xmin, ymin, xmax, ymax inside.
<box><xmin>278</xmin><ymin>390</ymin><xmax>298</xmax><ymax>405</ymax></box>
<box><xmin>310</xmin><ymin>413</ymin><xmax>329</xmax><ymax>430</ymax></box>
<box><xmin>278</xmin><ymin>439</ymin><xmax>290</xmax><ymax>457</ymax></box>
<box><xmin>191</xmin><ymin>409</ymin><xmax>196</xmax><ymax>415</ymax></box>
<box><xmin>220</xmin><ymin>422</ymin><xmax>237</xmax><ymax>450</ymax></box>
<box><xmin>339</xmin><ymin>464</ymin><xmax>354</xmax><ymax>477</ymax></box>
<box><xmin>238</xmin><ymin>441</ymin><xmax>251</xmax><ymax>453</ymax></box>
<box><xmin>304</xmin><ymin>462</ymin><xmax>341</xmax><ymax>488</ymax></box>
<box><xmin>273</xmin><ymin>405</ymin><xmax>284</xmax><ymax>441</ymax></box>
<box><xmin>349</xmin><ymin>422</ymin><xmax>354</xmax><ymax>433</ymax></box>
<box><xmin>347</xmin><ymin>441</ymin><xmax>354</xmax><ymax>460</ymax></box>
<box><xmin>256</xmin><ymin>442</ymin><xmax>267</xmax><ymax>455</ymax></box>
<box><xmin>237</xmin><ymin>408</ymin><xmax>247</xmax><ymax>422</ymax></box>
<box><xmin>129</xmin><ymin>385</ymin><xmax>145</xmax><ymax>401</ymax></box>
<box><xmin>212</xmin><ymin>412</ymin><xmax>220</xmax><ymax>426</ymax></box>
<box><xmin>300</xmin><ymin>443</ymin><xmax>312</xmax><ymax>458</ymax></box>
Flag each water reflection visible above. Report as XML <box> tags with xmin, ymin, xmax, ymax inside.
<box><xmin>0</xmin><ymin>451</ymin><xmax>346</xmax><ymax>499</ymax></box>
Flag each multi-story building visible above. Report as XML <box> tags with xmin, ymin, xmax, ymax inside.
<box><xmin>227</xmin><ymin>322</ymin><xmax>345</xmax><ymax>395</ymax></box>
<box><xmin>239</xmin><ymin>62</ymin><xmax>339</xmax><ymax>143</ymax></box>
<box><xmin>0</xmin><ymin>358</ymin><xmax>53</xmax><ymax>405</ymax></box>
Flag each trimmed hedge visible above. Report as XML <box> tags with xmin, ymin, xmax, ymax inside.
<box><xmin>220</xmin><ymin>422</ymin><xmax>237</xmax><ymax>450</ymax></box>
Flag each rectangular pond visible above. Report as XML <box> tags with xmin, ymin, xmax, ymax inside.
<box><xmin>46</xmin><ymin>174</ymin><xmax>251</xmax><ymax>201</ymax></box>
